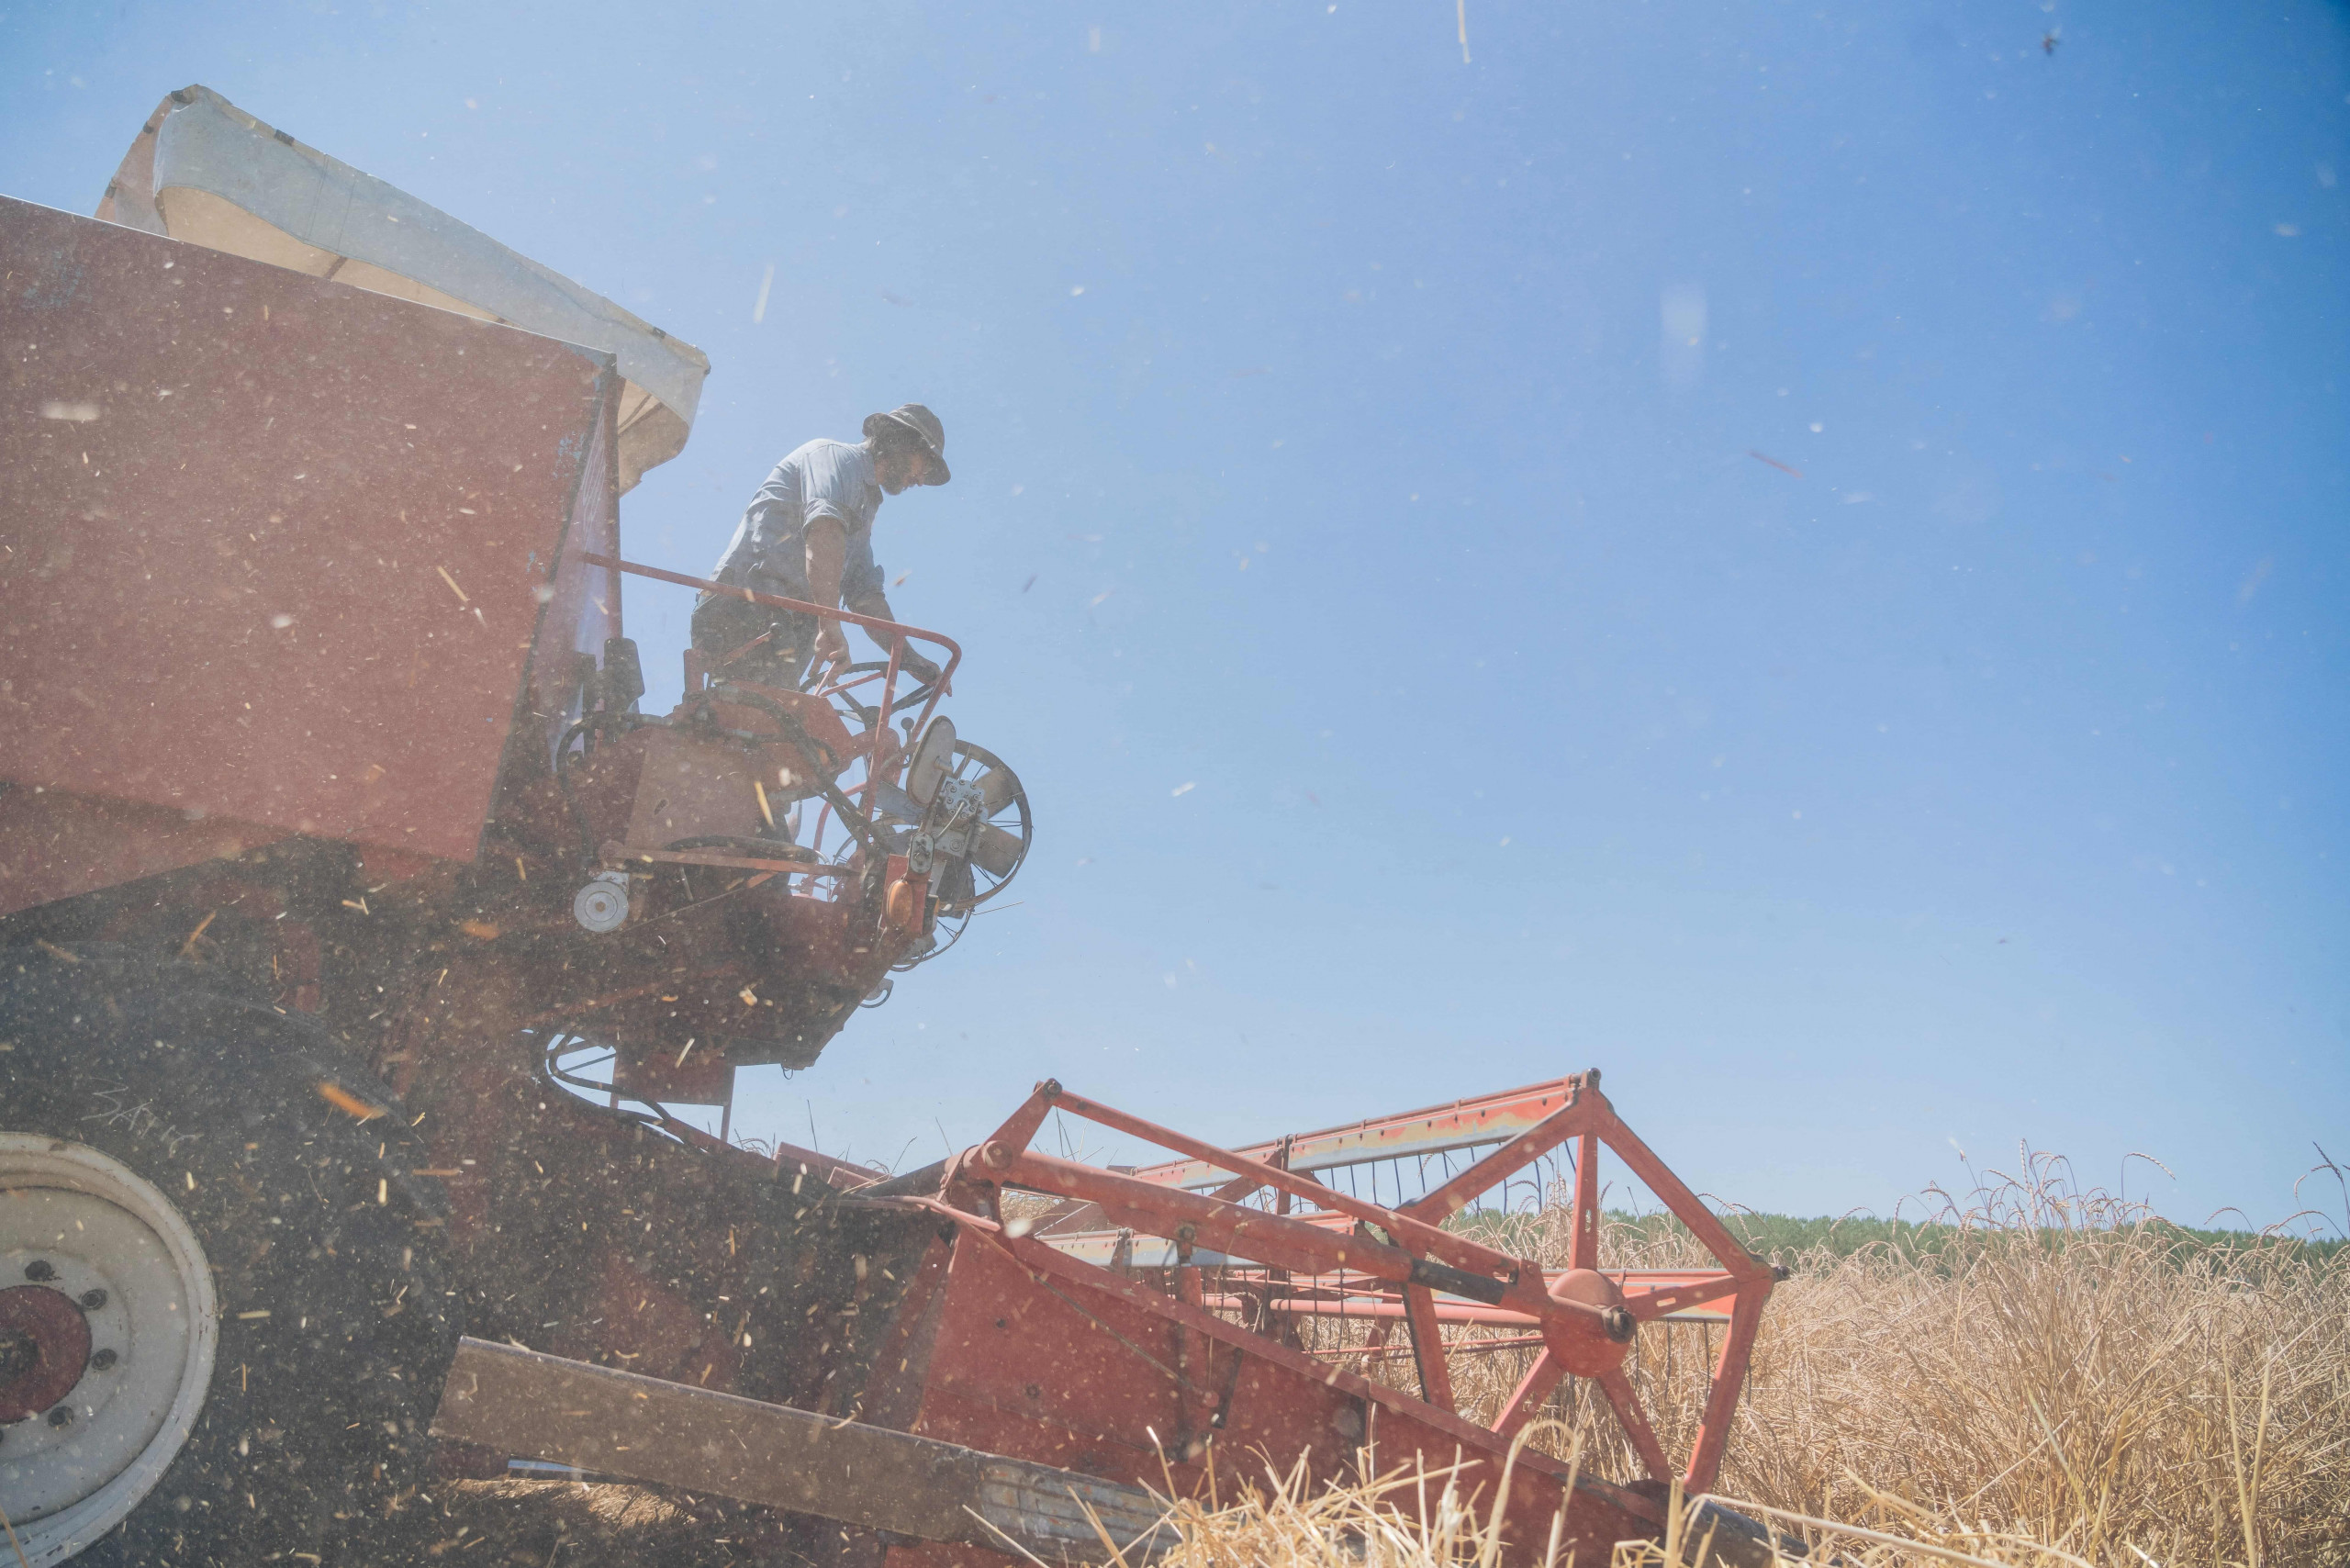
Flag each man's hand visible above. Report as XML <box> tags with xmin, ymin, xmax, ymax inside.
<box><xmin>809</xmin><ymin>622</ymin><xmax>852</xmax><ymax>684</ymax></box>
<box><xmin>847</xmin><ymin>589</ymin><xmax>944</xmax><ymax>689</ymax></box>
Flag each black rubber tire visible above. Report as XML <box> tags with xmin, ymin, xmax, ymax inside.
<box><xmin>0</xmin><ymin>947</ymin><xmax>458</xmax><ymax>1565</ymax></box>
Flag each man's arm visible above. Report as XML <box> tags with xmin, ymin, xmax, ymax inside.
<box><xmin>803</xmin><ymin>515</ymin><xmax>851</xmax><ymax>678</ymax></box>
<box><xmin>807</xmin><ymin>526</ymin><xmax>942</xmax><ymax>684</ymax></box>
<box><xmin>845</xmin><ymin>588</ymin><xmax>944</xmax><ymax>685</ymax></box>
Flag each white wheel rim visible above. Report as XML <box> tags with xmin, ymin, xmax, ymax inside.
<box><xmin>0</xmin><ymin>1135</ymin><xmax>218</xmax><ymax>1566</ymax></box>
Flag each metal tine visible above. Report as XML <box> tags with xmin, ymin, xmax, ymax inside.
<box><xmin>1404</xmin><ymin>1094</ymin><xmax>1595</xmax><ymax>1225</ymax></box>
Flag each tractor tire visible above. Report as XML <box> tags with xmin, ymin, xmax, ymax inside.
<box><xmin>0</xmin><ymin>947</ymin><xmax>458</xmax><ymax>1566</ymax></box>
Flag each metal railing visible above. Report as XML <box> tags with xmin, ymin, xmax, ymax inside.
<box><xmin>577</xmin><ymin>552</ymin><xmax>963</xmax><ymax>830</ymax></box>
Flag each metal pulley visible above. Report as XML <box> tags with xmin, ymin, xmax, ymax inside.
<box><xmin>571</xmin><ymin>869</ymin><xmax>631</xmax><ymax>933</ymax></box>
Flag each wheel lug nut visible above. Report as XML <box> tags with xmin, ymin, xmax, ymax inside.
<box><xmin>23</xmin><ymin>1260</ymin><xmax>55</xmax><ymax>1282</ymax></box>
<box><xmin>89</xmin><ymin>1348</ymin><xmax>118</xmax><ymax>1371</ymax></box>
<box><xmin>79</xmin><ymin>1288</ymin><xmax>107</xmax><ymax>1311</ymax></box>
<box><xmin>47</xmin><ymin>1406</ymin><xmax>73</xmax><ymax>1428</ymax></box>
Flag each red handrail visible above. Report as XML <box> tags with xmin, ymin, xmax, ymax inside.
<box><xmin>577</xmin><ymin>552</ymin><xmax>963</xmax><ymax>823</ymax></box>
<box><xmin>576</xmin><ymin>552</ymin><xmax>963</xmax><ymax>678</ymax></box>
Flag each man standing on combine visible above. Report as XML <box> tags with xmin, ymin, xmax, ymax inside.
<box><xmin>694</xmin><ymin>403</ymin><xmax>951</xmax><ymax>690</ymax></box>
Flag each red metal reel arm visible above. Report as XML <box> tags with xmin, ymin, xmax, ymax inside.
<box><xmin>972</xmin><ymin>1085</ymin><xmax>1296</xmax><ymax>1214</ymax></box>
<box><xmin>1495</xmin><ymin>1350</ymin><xmax>1571</xmax><ymax>1440</ymax></box>
<box><xmin>1572</xmin><ymin>1128</ymin><xmax>1602</xmax><ymax>1271</ymax></box>
<box><xmin>1680</xmin><ymin>1279</ymin><xmax>1770</xmax><ymax>1495</ymax></box>
<box><xmin>575</xmin><ymin>553</ymin><xmax>964</xmax><ymax>686</ymax></box>
<box><xmin>998</xmin><ymin>1149</ymin><xmax>1625</xmax><ymax>1340</ymax></box>
<box><xmin>1031</xmin><ymin>1088</ymin><xmax>1533</xmax><ymax>1294</ymax></box>
<box><xmin>1587</xmin><ymin>1098</ymin><xmax>1773</xmax><ymax>1283</ymax></box>
<box><xmin>1003</xmin><ymin>1151</ymin><xmax>1419</xmax><ymax>1286</ymax></box>
<box><xmin>1597</xmin><ymin>1365</ymin><xmax>1675</xmax><ymax>1483</ymax></box>
<box><xmin>1399</xmin><ymin>1283</ymin><xmax>1457</xmax><ymax>1411</ymax></box>
<box><xmin>978</xmin><ymin>1083</ymin><xmax>1058</xmax><ymax>1167</ymax></box>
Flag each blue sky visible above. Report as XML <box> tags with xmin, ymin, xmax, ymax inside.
<box><xmin>6</xmin><ymin>2</ymin><xmax>2344</xmax><ymax>1228</ymax></box>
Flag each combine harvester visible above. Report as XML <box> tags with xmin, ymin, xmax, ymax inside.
<box><xmin>0</xmin><ymin>87</ymin><xmax>1787</xmax><ymax>1567</ymax></box>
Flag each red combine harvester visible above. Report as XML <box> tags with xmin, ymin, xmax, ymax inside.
<box><xmin>0</xmin><ymin>87</ymin><xmax>1785</xmax><ymax>1568</ymax></box>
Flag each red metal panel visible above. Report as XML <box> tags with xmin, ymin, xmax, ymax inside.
<box><xmin>0</xmin><ymin>787</ymin><xmax>286</xmax><ymax>919</ymax></box>
<box><xmin>0</xmin><ymin>194</ymin><xmax>614</xmax><ymax>866</ymax></box>
<box><xmin>901</xmin><ymin>1222</ymin><xmax>1655</xmax><ymax>1566</ymax></box>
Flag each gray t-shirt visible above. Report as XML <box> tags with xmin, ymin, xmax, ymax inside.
<box><xmin>709</xmin><ymin>438</ymin><xmax>886</xmax><ymax>608</ymax></box>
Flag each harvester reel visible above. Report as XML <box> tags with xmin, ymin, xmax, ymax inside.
<box><xmin>946</xmin><ymin>1071</ymin><xmax>1777</xmax><ymax>1510</ymax></box>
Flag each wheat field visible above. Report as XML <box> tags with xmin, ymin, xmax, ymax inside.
<box><xmin>1179</xmin><ymin>1152</ymin><xmax>2350</xmax><ymax>1568</ymax></box>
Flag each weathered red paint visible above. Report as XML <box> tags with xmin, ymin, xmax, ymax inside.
<box><xmin>0</xmin><ymin>789</ymin><xmax>287</xmax><ymax>921</ymax></box>
<box><xmin>0</xmin><ymin>193</ymin><xmax>618</xmax><ymax>867</ymax></box>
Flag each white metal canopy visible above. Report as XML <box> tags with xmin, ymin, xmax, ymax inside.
<box><xmin>97</xmin><ymin>84</ymin><xmax>710</xmax><ymax>493</ymax></box>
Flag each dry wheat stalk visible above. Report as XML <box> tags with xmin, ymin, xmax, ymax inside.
<box><xmin>1190</xmin><ymin>1151</ymin><xmax>2348</xmax><ymax>1568</ymax></box>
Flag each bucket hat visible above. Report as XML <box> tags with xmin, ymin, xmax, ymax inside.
<box><xmin>862</xmin><ymin>403</ymin><xmax>951</xmax><ymax>485</ymax></box>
